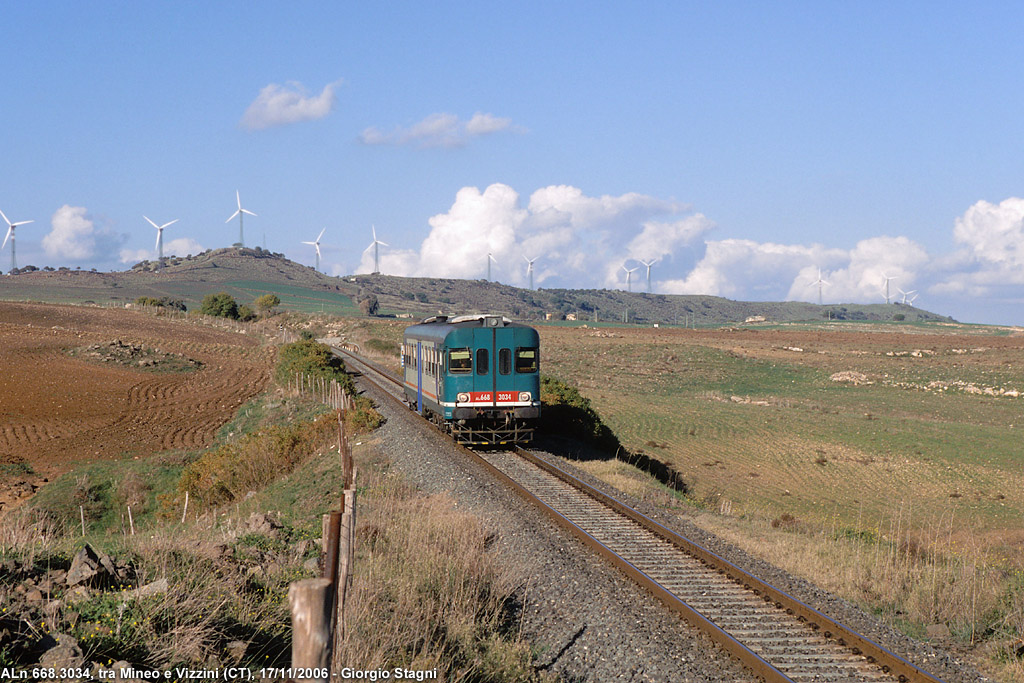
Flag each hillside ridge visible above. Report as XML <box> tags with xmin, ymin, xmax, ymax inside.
<box><xmin>1</xmin><ymin>248</ymin><xmax>955</xmax><ymax>325</ymax></box>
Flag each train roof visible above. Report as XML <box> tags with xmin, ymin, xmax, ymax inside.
<box><xmin>404</xmin><ymin>314</ymin><xmax>537</xmax><ymax>342</ymax></box>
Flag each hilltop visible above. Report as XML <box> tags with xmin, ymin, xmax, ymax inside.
<box><xmin>0</xmin><ymin>248</ymin><xmax>955</xmax><ymax>325</ymax></box>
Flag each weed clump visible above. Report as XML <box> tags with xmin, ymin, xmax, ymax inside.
<box><xmin>166</xmin><ymin>414</ymin><xmax>336</xmax><ymax>511</ymax></box>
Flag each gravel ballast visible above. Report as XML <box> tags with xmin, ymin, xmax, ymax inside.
<box><xmin>352</xmin><ymin>373</ymin><xmax>990</xmax><ymax>683</ymax></box>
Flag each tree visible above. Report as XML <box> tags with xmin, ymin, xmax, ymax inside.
<box><xmin>200</xmin><ymin>292</ymin><xmax>239</xmax><ymax>319</ymax></box>
<box><xmin>359</xmin><ymin>294</ymin><xmax>379</xmax><ymax>316</ymax></box>
<box><xmin>237</xmin><ymin>304</ymin><xmax>256</xmax><ymax>321</ymax></box>
<box><xmin>254</xmin><ymin>293</ymin><xmax>281</xmax><ymax>313</ymax></box>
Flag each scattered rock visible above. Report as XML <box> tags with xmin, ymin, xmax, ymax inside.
<box><xmin>125</xmin><ymin>578</ymin><xmax>169</xmax><ymax>599</ymax></box>
<box><xmin>38</xmin><ymin>633</ymin><xmax>84</xmax><ymax>669</ymax></box>
<box><xmin>225</xmin><ymin>640</ymin><xmax>248</xmax><ymax>663</ymax></box>
<box><xmin>245</xmin><ymin>511</ymin><xmax>284</xmax><ymax>537</ymax></box>
<box><xmin>830</xmin><ymin>371</ymin><xmax>873</xmax><ymax>385</ymax></box>
<box><xmin>66</xmin><ymin>544</ymin><xmax>116</xmax><ymax>587</ymax></box>
<box><xmin>65</xmin><ymin>585</ymin><xmax>92</xmax><ymax>602</ymax></box>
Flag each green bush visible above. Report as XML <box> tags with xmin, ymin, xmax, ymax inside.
<box><xmin>539</xmin><ymin>375</ymin><xmax>620</xmax><ymax>453</ymax></box>
<box><xmin>200</xmin><ymin>292</ymin><xmax>239</xmax><ymax>319</ymax></box>
<box><xmin>135</xmin><ymin>296</ymin><xmax>187</xmax><ymax>311</ymax></box>
<box><xmin>254</xmin><ymin>293</ymin><xmax>281</xmax><ymax>313</ymax></box>
<box><xmin>275</xmin><ymin>339</ymin><xmax>353</xmax><ymax>391</ymax></box>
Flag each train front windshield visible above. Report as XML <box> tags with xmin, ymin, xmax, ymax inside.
<box><xmin>515</xmin><ymin>348</ymin><xmax>538</xmax><ymax>373</ymax></box>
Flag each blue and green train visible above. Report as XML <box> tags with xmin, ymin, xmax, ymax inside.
<box><xmin>401</xmin><ymin>314</ymin><xmax>541</xmax><ymax>445</ymax></box>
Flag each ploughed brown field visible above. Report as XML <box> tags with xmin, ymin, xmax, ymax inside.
<box><xmin>0</xmin><ymin>302</ymin><xmax>274</xmax><ymax>514</ymax></box>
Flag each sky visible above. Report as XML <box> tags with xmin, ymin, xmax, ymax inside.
<box><xmin>2</xmin><ymin>3</ymin><xmax>1024</xmax><ymax>325</ymax></box>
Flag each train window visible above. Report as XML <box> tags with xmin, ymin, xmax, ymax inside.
<box><xmin>515</xmin><ymin>348</ymin><xmax>538</xmax><ymax>373</ymax></box>
<box><xmin>498</xmin><ymin>348</ymin><xmax>512</xmax><ymax>375</ymax></box>
<box><xmin>476</xmin><ymin>348</ymin><xmax>489</xmax><ymax>376</ymax></box>
<box><xmin>449</xmin><ymin>348</ymin><xmax>472</xmax><ymax>374</ymax></box>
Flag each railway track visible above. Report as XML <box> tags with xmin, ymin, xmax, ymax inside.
<box><xmin>334</xmin><ymin>345</ymin><xmax>946</xmax><ymax>683</ymax></box>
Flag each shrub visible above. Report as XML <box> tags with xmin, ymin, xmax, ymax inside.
<box><xmin>538</xmin><ymin>375</ymin><xmax>620</xmax><ymax>453</ymax></box>
<box><xmin>275</xmin><ymin>339</ymin><xmax>356</xmax><ymax>395</ymax></box>
<box><xmin>136</xmin><ymin>296</ymin><xmax>187</xmax><ymax>311</ymax></box>
<box><xmin>254</xmin><ymin>293</ymin><xmax>281</xmax><ymax>313</ymax></box>
<box><xmin>359</xmin><ymin>295</ymin><xmax>379</xmax><ymax>316</ymax></box>
<box><xmin>200</xmin><ymin>292</ymin><xmax>239</xmax><ymax>319</ymax></box>
<box><xmin>171</xmin><ymin>414</ymin><xmax>336</xmax><ymax>509</ymax></box>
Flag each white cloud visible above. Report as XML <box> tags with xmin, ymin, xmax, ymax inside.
<box><xmin>359</xmin><ymin>112</ymin><xmax>522</xmax><ymax>148</ymax></box>
<box><xmin>119</xmin><ymin>237</ymin><xmax>205</xmax><ymax>264</ymax></box>
<box><xmin>656</xmin><ymin>234</ymin><xmax>929</xmax><ymax>304</ymax></box>
<box><xmin>42</xmin><ymin>206</ymin><xmax>126</xmax><ymax>262</ymax></box>
<box><xmin>661</xmin><ymin>240</ymin><xmax>841</xmax><ymax>298</ymax></box>
<box><xmin>355</xmin><ymin>183</ymin><xmax>706</xmax><ymax>289</ymax></box>
<box><xmin>807</xmin><ymin>236</ymin><xmax>929</xmax><ymax>303</ymax></box>
<box><xmin>240</xmin><ymin>80</ymin><xmax>340</xmax><ymax>131</ymax></box>
<box><xmin>932</xmin><ymin>197</ymin><xmax>1024</xmax><ymax>296</ymax></box>
<box><xmin>953</xmin><ymin>197</ymin><xmax>1024</xmax><ymax>267</ymax></box>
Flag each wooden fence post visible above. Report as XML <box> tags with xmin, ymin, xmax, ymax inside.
<box><xmin>289</xmin><ymin>578</ymin><xmax>332</xmax><ymax>681</ymax></box>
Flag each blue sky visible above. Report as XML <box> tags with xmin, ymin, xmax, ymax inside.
<box><xmin>3</xmin><ymin>3</ymin><xmax>1024</xmax><ymax>324</ymax></box>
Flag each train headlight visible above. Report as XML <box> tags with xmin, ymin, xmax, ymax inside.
<box><xmin>518</xmin><ymin>392</ymin><xmax>531</xmax><ymax>402</ymax></box>
<box><xmin>457</xmin><ymin>392</ymin><xmax>470</xmax><ymax>403</ymax></box>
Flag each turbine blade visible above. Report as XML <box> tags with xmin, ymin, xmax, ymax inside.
<box><xmin>161</xmin><ymin>219</ymin><xmax>179</xmax><ymax>229</ymax></box>
<box><xmin>12</xmin><ymin>220</ymin><xmax>33</xmax><ymax>227</ymax></box>
<box><xmin>2</xmin><ymin>226</ymin><xmax>10</xmax><ymax>249</ymax></box>
<box><xmin>236</xmin><ymin>190</ymin><xmax>242</xmax><ymax>209</ymax></box>
<box><xmin>378</xmin><ymin>241</ymin><xmax>389</xmax><ymax>247</ymax></box>
<box><xmin>241</xmin><ymin>209</ymin><xmax>257</xmax><ymax>217</ymax></box>
<box><xmin>155</xmin><ymin>231</ymin><xmax>162</xmax><ymax>251</ymax></box>
<box><xmin>144</xmin><ymin>216</ymin><xmax>159</xmax><ymax>229</ymax></box>
<box><xmin>372</xmin><ymin>225</ymin><xmax>377</xmax><ymax>241</ymax></box>
<box><xmin>315</xmin><ymin>244</ymin><xmax>322</xmax><ymax>258</ymax></box>
<box><xmin>0</xmin><ymin>209</ymin><xmax>9</xmax><ymax>227</ymax></box>
<box><xmin>301</xmin><ymin>241</ymin><xmax>315</xmax><ymax>246</ymax></box>
<box><xmin>226</xmin><ymin>210</ymin><xmax>240</xmax><ymax>223</ymax></box>
<box><xmin>317</xmin><ymin>228</ymin><xmax>326</xmax><ymax>241</ymax></box>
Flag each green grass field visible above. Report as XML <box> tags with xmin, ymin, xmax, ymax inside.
<box><xmin>539</xmin><ymin>325</ymin><xmax>1024</xmax><ymax>555</ymax></box>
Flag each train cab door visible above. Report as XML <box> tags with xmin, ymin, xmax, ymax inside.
<box><xmin>471</xmin><ymin>328</ymin><xmax>494</xmax><ymax>405</ymax></box>
<box><xmin>415</xmin><ymin>341</ymin><xmax>423</xmax><ymax>415</ymax></box>
<box><xmin>493</xmin><ymin>327</ymin><xmax>515</xmax><ymax>404</ymax></box>
<box><xmin>472</xmin><ymin>324</ymin><xmax>515</xmax><ymax>406</ymax></box>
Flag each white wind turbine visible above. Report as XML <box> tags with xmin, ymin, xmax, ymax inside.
<box><xmin>144</xmin><ymin>216</ymin><xmax>179</xmax><ymax>269</ymax></box>
<box><xmin>621</xmin><ymin>263</ymin><xmax>639</xmax><ymax>292</ymax></box>
<box><xmin>524</xmin><ymin>255</ymin><xmax>538</xmax><ymax>290</ymax></box>
<box><xmin>366</xmin><ymin>225</ymin><xmax>388</xmax><ymax>274</ymax></box>
<box><xmin>809</xmin><ymin>268</ymin><xmax>829</xmax><ymax>305</ymax></box>
<box><xmin>225</xmin><ymin>190</ymin><xmax>256</xmax><ymax>247</ymax></box>
<box><xmin>302</xmin><ymin>228</ymin><xmax>326</xmax><ymax>272</ymax></box>
<box><xmin>1</xmin><ymin>209</ymin><xmax>33</xmax><ymax>272</ymax></box>
<box><xmin>898</xmin><ymin>288</ymin><xmax>918</xmax><ymax>306</ymax></box>
<box><xmin>881</xmin><ymin>273</ymin><xmax>898</xmax><ymax>304</ymax></box>
<box><xmin>487</xmin><ymin>252</ymin><xmax>498</xmax><ymax>281</ymax></box>
<box><xmin>639</xmin><ymin>258</ymin><xmax>658</xmax><ymax>293</ymax></box>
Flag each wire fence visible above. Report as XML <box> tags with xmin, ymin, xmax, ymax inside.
<box><xmin>288</xmin><ymin>376</ymin><xmax>358</xmax><ymax>680</ymax></box>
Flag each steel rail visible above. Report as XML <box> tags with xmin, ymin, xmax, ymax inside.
<box><xmin>332</xmin><ymin>345</ymin><xmax>945</xmax><ymax>683</ymax></box>
<box><xmin>507</xmin><ymin>447</ymin><xmax>945</xmax><ymax>683</ymax></box>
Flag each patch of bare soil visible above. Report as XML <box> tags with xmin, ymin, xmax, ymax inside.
<box><xmin>0</xmin><ymin>302</ymin><xmax>275</xmax><ymax>516</ymax></box>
